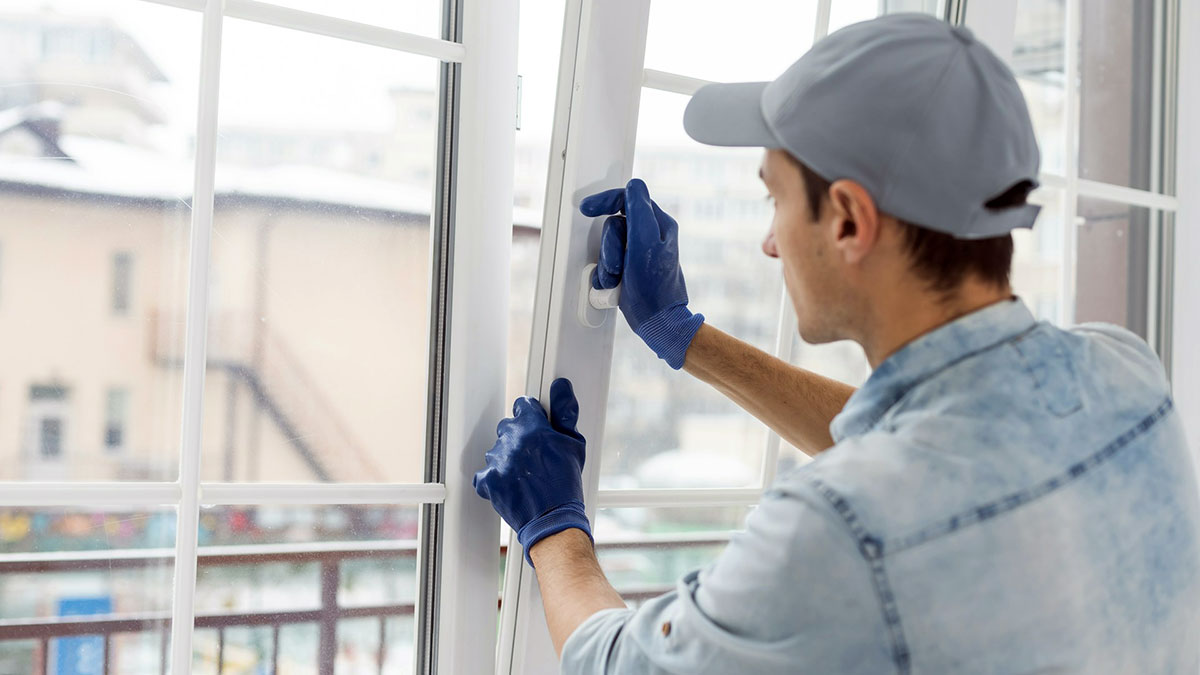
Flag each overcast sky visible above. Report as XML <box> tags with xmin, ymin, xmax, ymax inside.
<box><xmin>10</xmin><ymin>0</ymin><xmax>884</xmax><ymax>150</ymax></box>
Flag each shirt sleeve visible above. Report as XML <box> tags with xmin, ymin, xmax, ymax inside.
<box><xmin>560</xmin><ymin>476</ymin><xmax>894</xmax><ymax>674</ymax></box>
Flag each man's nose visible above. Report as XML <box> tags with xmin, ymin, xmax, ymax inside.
<box><xmin>762</xmin><ymin>228</ymin><xmax>779</xmax><ymax>258</ymax></box>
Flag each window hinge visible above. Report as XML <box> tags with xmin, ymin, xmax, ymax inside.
<box><xmin>516</xmin><ymin>74</ymin><xmax>523</xmax><ymax>131</ymax></box>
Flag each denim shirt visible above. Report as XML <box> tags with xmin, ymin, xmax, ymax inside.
<box><xmin>562</xmin><ymin>298</ymin><xmax>1200</xmax><ymax>674</ymax></box>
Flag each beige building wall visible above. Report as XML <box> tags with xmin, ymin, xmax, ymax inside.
<box><xmin>0</xmin><ymin>186</ymin><xmax>436</xmax><ymax>484</ymax></box>
<box><xmin>202</xmin><ymin>201</ymin><xmax>433</xmax><ymax>483</ymax></box>
<box><xmin>0</xmin><ymin>190</ymin><xmax>188</xmax><ymax>480</ymax></box>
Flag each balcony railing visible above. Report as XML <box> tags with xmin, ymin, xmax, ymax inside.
<box><xmin>0</xmin><ymin>533</ymin><xmax>731</xmax><ymax>674</ymax></box>
<box><xmin>0</xmin><ymin>540</ymin><xmax>416</xmax><ymax>675</ymax></box>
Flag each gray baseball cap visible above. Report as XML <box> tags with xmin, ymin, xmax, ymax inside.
<box><xmin>683</xmin><ymin>13</ymin><xmax>1040</xmax><ymax>239</ymax></box>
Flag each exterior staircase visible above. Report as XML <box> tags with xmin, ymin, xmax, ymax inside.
<box><xmin>149</xmin><ymin>311</ymin><xmax>384</xmax><ymax>482</ymax></box>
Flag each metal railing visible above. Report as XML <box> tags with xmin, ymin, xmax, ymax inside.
<box><xmin>0</xmin><ymin>533</ymin><xmax>731</xmax><ymax>674</ymax></box>
<box><xmin>0</xmin><ymin>540</ymin><xmax>418</xmax><ymax>675</ymax></box>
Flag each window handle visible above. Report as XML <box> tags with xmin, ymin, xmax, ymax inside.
<box><xmin>578</xmin><ymin>263</ymin><xmax>621</xmax><ymax>327</ymax></box>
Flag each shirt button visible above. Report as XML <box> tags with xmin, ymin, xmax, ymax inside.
<box><xmin>661</xmin><ymin>621</ymin><xmax>672</xmax><ymax>637</ymax></box>
<box><xmin>860</xmin><ymin>536</ymin><xmax>882</xmax><ymax>559</ymax></box>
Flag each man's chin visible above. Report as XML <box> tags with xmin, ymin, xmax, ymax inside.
<box><xmin>795</xmin><ymin>319</ymin><xmax>839</xmax><ymax>346</ymax></box>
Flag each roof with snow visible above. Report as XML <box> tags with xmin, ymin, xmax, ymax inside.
<box><xmin>0</xmin><ymin>104</ymin><xmax>542</xmax><ymax>230</ymax></box>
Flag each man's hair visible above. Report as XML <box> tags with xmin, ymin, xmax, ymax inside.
<box><xmin>788</xmin><ymin>155</ymin><xmax>1015</xmax><ymax>293</ymax></box>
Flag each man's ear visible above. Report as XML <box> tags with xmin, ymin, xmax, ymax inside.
<box><xmin>827</xmin><ymin>179</ymin><xmax>880</xmax><ymax>264</ymax></box>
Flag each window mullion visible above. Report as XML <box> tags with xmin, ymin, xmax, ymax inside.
<box><xmin>168</xmin><ymin>0</ymin><xmax>224</xmax><ymax>672</ymax></box>
<box><xmin>199</xmin><ymin>482</ymin><xmax>447</xmax><ymax>505</ymax></box>
<box><xmin>0</xmin><ymin>482</ymin><xmax>180</xmax><ymax>506</ymax></box>
<box><xmin>136</xmin><ymin>0</ymin><xmax>466</xmax><ymax>61</ymax></box>
<box><xmin>224</xmin><ymin>0</ymin><xmax>465</xmax><ymax>61</ymax></box>
<box><xmin>1061</xmin><ymin>0</ymin><xmax>1082</xmax><ymax>327</ymax></box>
<box><xmin>816</xmin><ymin>0</ymin><xmax>833</xmax><ymax>40</ymax></box>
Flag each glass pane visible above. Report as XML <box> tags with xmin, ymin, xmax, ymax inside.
<box><xmin>645</xmin><ymin>0</ymin><xmax>820</xmax><ymax>82</ymax></box>
<box><xmin>789</xmin><ymin>337</ymin><xmax>870</xmax><ymax>389</ymax></box>
<box><xmin>205</xmin><ymin>19</ymin><xmax>440</xmax><ymax>482</ymax></box>
<box><xmin>1012</xmin><ymin>0</ymin><xmax>1067</xmax><ymax>176</ymax></box>
<box><xmin>1075</xmin><ymin>197</ymin><xmax>1154</xmax><ymax>337</ymax></box>
<box><xmin>507</xmin><ymin>0</ymin><xmax>567</xmax><ymax>404</ymax></box>
<box><xmin>1013</xmin><ymin>187</ymin><xmax>1065</xmax><ymax>322</ymax></box>
<box><xmin>0</xmin><ymin>507</ymin><xmax>175</xmax><ymax>673</ymax></box>
<box><xmin>600</xmin><ymin>88</ymin><xmax>781</xmax><ymax>490</ymax></box>
<box><xmin>775</xmin><ymin>439</ymin><xmax>815</xmax><ymax>481</ymax></box>
<box><xmin>595</xmin><ymin>507</ymin><xmax>752</xmax><ymax>607</ymax></box>
<box><xmin>770</xmin><ymin>336</ymin><xmax>868</xmax><ymax>478</ymax></box>
<box><xmin>828</xmin><ymin>0</ymin><xmax>942</xmax><ymax>34</ymax></box>
<box><xmin>1077</xmin><ymin>0</ymin><xmax>1159</xmax><ymax>192</ymax></box>
<box><xmin>827</xmin><ymin>0</ymin><xmax>883</xmax><ymax>34</ymax></box>
<box><xmin>0</xmin><ymin>1</ymin><xmax>200</xmax><ymax>481</ymax></box>
<box><xmin>256</xmin><ymin>0</ymin><xmax>442</xmax><ymax>39</ymax></box>
<box><xmin>194</xmin><ymin>504</ymin><xmax>418</xmax><ymax>674</ymax></box>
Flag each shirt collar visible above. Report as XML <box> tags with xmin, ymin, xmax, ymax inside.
<box><xmin>830</xmin><ymin>297</ymin><xmax>1037</xmax><ymax>443</ymax></box>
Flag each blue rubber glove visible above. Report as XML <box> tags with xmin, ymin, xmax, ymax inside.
<box><xmin>472</xmin><ymin>378</ymin><xmax>592</xmax><ymax>566</ymax></box>
<box><xmin>579</xmin><ymin>178</ymin><xmax>705</xmax><ymax>369</ymax></box>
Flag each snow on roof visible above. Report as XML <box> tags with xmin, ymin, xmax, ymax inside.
<box><xmin>0</xmin><ymin>101</ymin><xmax>70</xmax><ymax>135</ymax></box>
<box><xmin>0</xmin><ymin>132</ymin><xmax>543</xmax><ymax>229</ymax></box>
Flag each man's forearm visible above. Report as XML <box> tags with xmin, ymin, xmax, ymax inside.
<box><xmin>684</xmin><ymin>323</ymin><xmax>855</xmax><ymax>455</ymax></box>
<box><xmin>529</xmin><ymin>528</ymin><xmax>626</xmax><ymax>659</ymax></box>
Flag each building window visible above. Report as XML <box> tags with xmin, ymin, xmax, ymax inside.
<box><xmin>112</xmin><ymin>251</ymin><xmax>132</xmax><ymax>315</ymax></box>
<box><xmin>104</xmin><ymin>388</ymin><xmax>128</xmax><ymax>452</ymax></box>
<box><xmin>40</xmin><ymin>418</ymin><xmax>62</xmax><ymax>458</ymax></box>
<box><xmin>29</xmin><ymin>383</ymin><xmax>69</xmax><ymax>461</ymax></box>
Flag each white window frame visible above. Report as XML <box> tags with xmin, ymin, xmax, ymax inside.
<box><xmin>1172</xmin><ymin>0</ymin><xmax>1199</xmax><ymax>483</ymax></box>
<box><xmin>497</xmin><ymin>0</ymin><xmax>1184</xmax><ymax>672</ymax></box>
<box><xmin>0</xmin><ymin>1</ymin><xmax>516</xmax><ymax>674</ymax></box>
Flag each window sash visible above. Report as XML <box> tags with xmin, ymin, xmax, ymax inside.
<box><xmin>498</xmin><ymin>0</ymin><xmax>1182</xmax><ymax>672</ymax></box>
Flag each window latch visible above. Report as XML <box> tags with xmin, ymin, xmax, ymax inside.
<box><xmin>579</xmin><ymin>263</ymin><xmax>621</xmax><ymax>328</ymax></box>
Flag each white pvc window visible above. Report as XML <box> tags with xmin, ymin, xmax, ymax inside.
<box><xmin>596</xmin><ymin>0</ymin><xmax>949</xmax><ymax>578</ymax></box>
<box><xmin>499</xmin><ymin>0</ymin><xmax>1180</xmax><ymax>672</ymax></box>
<box><xmin>0</xmin><ymin>0</ymin><xmax>513</xmax><ymax>673</ymax></box>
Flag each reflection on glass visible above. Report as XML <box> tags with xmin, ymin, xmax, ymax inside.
<box><xmin>194</xmin><ymin>504</ymin><xmax>419</xmax><ymax>674</ymax></box>
<box><xmin>1074</xmin><ymin>197</ymin><xmax>1154</xmax><ymax>337</ymax></box>
<box><xmin>0</xmin><ymin>507</ymin><xmax>175</xmax><ymax>673</ymax></box>
<box><xmin>0</xmin><ymin>2</ymin><xmax>200</xmax><ymax>481</ymax></box>
<box><xmin>203</xmin><ymin>19</ymin><xmax>440</xmax><ymax>483</ymax></box>
<box><xmin>594</xmin><ymin>507</ymin><xmax>751</xmax><ymax>605</ymax></box>
<box><xmin>601</xmin><ymin>88</ymin><xmax>781</xmax><ymax>490</ymax></box>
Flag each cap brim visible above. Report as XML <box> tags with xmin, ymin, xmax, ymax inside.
<box><xmin>683</xmin><ymin>81</ymin><xmax>779</xmax><ymax>148</ymax></box>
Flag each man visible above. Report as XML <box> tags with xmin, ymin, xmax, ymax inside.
<box><xmin>473</xmin><ymin>13</ymin><xmax>1200</xmax><ymax>674</ymax></box>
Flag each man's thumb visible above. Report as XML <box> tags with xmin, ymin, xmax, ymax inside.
<box><xmin>548</xmin><ymin>378</ymin><xmax>581</xmax><ymax>438</ymax></box>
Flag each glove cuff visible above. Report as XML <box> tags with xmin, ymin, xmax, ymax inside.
<box><xmin>636</xmin><ymin>305</ymin><xmax>706</xmax><ymax>370</ymax></box>
<box><xmin>517</xmin><ymin>500</ymin><xmax>593</xmax><ymax>567</ymax></box>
